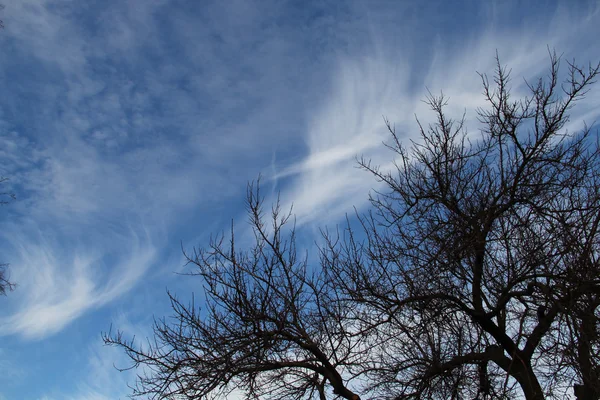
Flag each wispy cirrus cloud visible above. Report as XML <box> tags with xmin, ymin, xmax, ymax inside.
<box><xmin>273</xmin><ymin>52</ymin><xmax>414</xmax><ymax>226</ymax></box>
<box><xmin>0</xmin><ymin>1</ymin><xmax>598</xmax><ymax>399</ymax></box>
<box><xmin>0</xmin><ymin>226</ymin><xmax>156</xmax><ymax>339</ymax></box>
<box><xmin>0</xmin><ymin>0</ymin><xmax>280</xmax><ymax>342</ymax></box>
<box><xmin>272</xmin><ymin>0</ymin><xmax>600</xmax><ymax>228</ymax></box>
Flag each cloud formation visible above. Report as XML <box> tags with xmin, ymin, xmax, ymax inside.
<box><xmin>0</xmin><ymin>227</ymin><xmax>156</xmax><ymax>339</ymax></box>
<box><xmin>272</xmin><ymin>0</ymin><xmax>600</xmax><ymax>228</ymax></box>
<box><xmin>0</xmin><ymin>0</ymin><xmax>598</xmax><ymax>399</ymax></box>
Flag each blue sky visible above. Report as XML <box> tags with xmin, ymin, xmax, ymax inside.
<box><xmin>0</xmin><ymin>0</ymin><xmax>599</xmax><ymax>399</ymax></box>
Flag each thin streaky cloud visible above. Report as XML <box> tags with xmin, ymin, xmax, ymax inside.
<box><xmin>0</xmin><ymin>227</ymin><xmax>156</xmax><ymax>340</ymax></box>
<box><xmin>0</xmin><ymin>1</ymin><xmax>597</xmax><ymax>399</ymax></box>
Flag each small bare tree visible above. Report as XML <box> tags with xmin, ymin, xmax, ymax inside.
<box><xmin>0</xmin><ymin>176</ymin><xmax>16</xmax><ymax>295</ymax></box>
<box><xmin>105</xmin><ymin>51</ymin><xmax>600</xmax><ymax>399</ymax></box>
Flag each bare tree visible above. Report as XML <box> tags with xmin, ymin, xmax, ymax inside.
<box><xmin>0</xmin><ymin>263</ymin><xmax>14</xmax><ymax>296</ymax></box>
<box><xmin>0</xmin><ymin>176</ymin><xmax>16</xmax><ymax>295</ymax></box>
<box><xmin>105</xmin><ymin>51</ymin><xmax>600</xmax><ymax>399</ymax></box>
<box><xmin>320</xmin><ymin>50</ymin><xmax>600</xmax><ymax>399</ymax></box>
<box><xmin>104</xmin><ymin>182</ymin><xmax>363</xmax><ymax>400</ymax></box>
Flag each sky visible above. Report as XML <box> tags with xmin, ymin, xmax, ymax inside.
<box><xmin>0</xmin><ymin>0</ymin><xmax>599</xmax><ymax>399</ymax></box>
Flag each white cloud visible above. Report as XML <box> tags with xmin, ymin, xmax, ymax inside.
<box><xmin>0</xmin><ymin>1</ymin><xmax>597</xmax><ymax>398</ymax></box>
<box><xmin>0</xmin><ymin>228</ymin><xmax>156</xmax><ymax>339</ymax></box>
<box><xmin>273</xmin><ymin>1</ymin><xmax>600</xmax><ymax>229</ymax></box>
<box><xmin>0</xmin><ymin>0</ymin><xmax>285</xmax><ymax>344</ymax></box>
<box><xmin>271</xmin><ymin>52</ymin><xmax>415</xmax><ymax>227</ymax></box>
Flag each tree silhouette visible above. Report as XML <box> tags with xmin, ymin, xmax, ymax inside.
<box><xmin>105</xmin><ymin>51</ymin><xmax>600</xmax><ymax>400</ymax></box>
<box><xmin>0</xmin><ymin>177</ymin><xmax>16</xmax><ymax>295</ymax></box>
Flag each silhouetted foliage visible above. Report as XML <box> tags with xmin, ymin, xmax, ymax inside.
<box><xmin>105</xmin><ymin>51</ymin><xmax>600</xmax><ymax>400</ymax></box>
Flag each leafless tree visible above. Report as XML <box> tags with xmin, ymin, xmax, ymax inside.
<box><xmin>0</xmin><ymin>263</ymin><xmax>14</xmax><ymax>296</ymax></box>
<box><xmin>320</xmin><ymin>50</ymin><xmax>600</xmax><ymax>399</ymax></box>
<box><xmin>105</xmin><ymin>51</ymin><xmax>600</xmax><ymax>399</ymax></box>
<box><xmin>0</xmin><ymin>176</ymin><xmax>16</xmax><ymax>295</ymax></box>
<box><xmin>104</xmin><ymin>183</ymin><xmax>364</xmax><ymax>400</ymax></box>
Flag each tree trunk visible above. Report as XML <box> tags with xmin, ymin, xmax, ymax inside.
<box><xmin>574</xmin><ymin>383</ymin><xmax>600</xmax><ymax>400</ymax></box>
<box><xmin>574</xmin><ymin>304</ymin><xmax>600</xmax><ymax>400</ymax></box>
<box><xmin>513</xmin><ymin>362</ymin><xmax>545</xmax><ymax>400</ymax></box>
